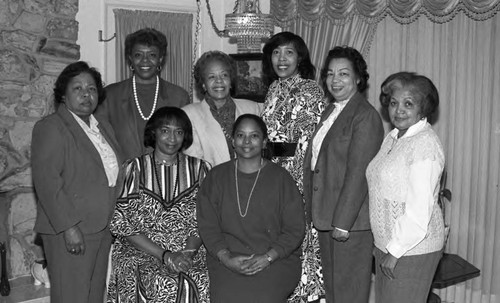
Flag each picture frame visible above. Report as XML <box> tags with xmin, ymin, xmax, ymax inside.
<box><xmin>229</xmin><ymin>53</ymin><xmax>268</xmax><ymax>103</ymax></box>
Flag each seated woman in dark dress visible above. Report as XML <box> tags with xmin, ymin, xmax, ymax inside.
<box><xmin>197</xmin><ymin>114</ymin><xmax>305</xmax><ymax>303</ymax></box>
<box><xmin>107</xmin><ymin>107</ymin><xmax>210</xmax><ymax>302</ymax></box>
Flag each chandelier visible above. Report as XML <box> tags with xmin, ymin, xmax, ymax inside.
<box><xmin>204</xmin><ymin>0</ymin><xmax>274</xmax><ymax>53</ymax></box>
<box><xmin>225</xmin><ymin>0</ymin><xmax>274</xmax><ymax>53</ymax></box>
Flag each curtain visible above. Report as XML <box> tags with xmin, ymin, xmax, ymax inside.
<box><xmin>284</xmin><ymin>14</ymin><xmax>377</xmax><ymax>78</ymax></box>
<box><xmin>367</xmin><ymin>14</ymin><xmax>500</xmax><ymax>302</ymax></box>
<box><xmin>271</xmin><ymin>0</ymin><xmax>500</xmax><ymax>25</ymax></box>
<box><xmin>114</xmin><ymin>9</ymin><xmax>193</xmax><ymax>92</ymax></box>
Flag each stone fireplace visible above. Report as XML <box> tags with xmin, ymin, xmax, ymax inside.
<box><xmin>0</xmin><ymin>0</ymin><xmax>79</xmax><ymax>284</ymax></box>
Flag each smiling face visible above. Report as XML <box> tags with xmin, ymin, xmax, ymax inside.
<box><xmin>129</xmin><ymin>43</ymin><xmax>163</xmax><ymax>84</ymax></box>
<box><xmin>325</xmin><ymin>58</ymin><xmax>360</xmax><ymax>101</ymax></box>
<box><xmin>271</xmin><ymin>43</ymin><xmax>300</xmax><ymax>80</ymax></box>
<box><xmin>202</xmin><ymin>60</ymin><xmax>231</xmax><ymax>101</ymax></box>
<box><xmin>233</xmin><ymin>118</ymin><xmax>267</xmax><ymax>160</ymax></box>
<box><xmin>63</xmin><ymin>72</ymin><xmax>98</xmax><ymax>120</ymax></box>
<box><xmin>154</xmin><ymin>124</ymin><xmax>185</xmax><ymax>159</ymax></box>
<box><xmin>388</xmin><ymin>86</ymin><xmax>424</xmax><ymax>137</ymax></box>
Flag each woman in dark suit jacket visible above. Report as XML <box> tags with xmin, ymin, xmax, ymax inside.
<box><xmin>303</xmin><ymin>46</ymin><xmax>384</xmax><ymax>303</ymax></box>
<box><xmin>96</xmin><ymin>28</ymin><xmax>189</xmax><ymax>161</ymax></box>
<box><xmin>31</xmin><ymin>61</ymin><xmax>123</xmax><ymax>303</ymax></box>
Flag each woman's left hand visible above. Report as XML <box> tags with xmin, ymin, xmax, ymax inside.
<box><xmin>380</xmin><ymin>252</ymin><xmax>398</xmax><ymax>279</ymax></box>
<box><xmin>241</xmin><ymin>254</ymin><xmax>270</xmax><ymax>275</ymax></box>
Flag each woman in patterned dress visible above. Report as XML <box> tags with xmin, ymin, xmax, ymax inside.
<box><xmin>261</xmin><ymin>31</ymin><xmax>325</xmax><ymax>302</ymax></box>
<box><xmin>107</xmin><ymin>107</ymin><xmax>210</xmax><ymax>302</ymax></box>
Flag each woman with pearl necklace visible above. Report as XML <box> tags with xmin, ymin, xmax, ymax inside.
<box><xmin>97</xmin><ymin>28</ymin><xmax>190</xmax><ymax>161</ymax></box>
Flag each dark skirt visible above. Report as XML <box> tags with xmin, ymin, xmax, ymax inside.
<box><xmin>207</xmin><ymin>253</ymin><xmax>301</xmax><ymax>303</ymax></box>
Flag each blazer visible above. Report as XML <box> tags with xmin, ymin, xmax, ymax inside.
<box><xmin>182</xmin><ymin>98</ymin><xmax>264</xmax><ymax>167</ymax></box>
<box><xmin>31</xmin><ymin>106</ymin><xmax>124</xmax><ymax>235</ymax></box>
<box><xmin>303</xmin><ymin>92</ymin><xmax>384</xmax><ymax>231</ymax></box>
<box><xmin>96</xmin><ymin>78</ymin><xmax>190</xmax><ymax>161</ymax></box>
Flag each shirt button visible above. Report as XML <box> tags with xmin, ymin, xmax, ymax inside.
<box><xmin>315</xmin><ymin>168</ymin><xmax>320</xmax><ymax>173</ymax></box>
<box><xmin>313</xmin><ymin>186</ymin><xmax>318</xmax><ymax>191</ymax></box>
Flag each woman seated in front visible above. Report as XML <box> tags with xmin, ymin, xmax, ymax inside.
<box><xmin>197</xmin><ymin>114</ymin><xmax>305</xmax><ymax>303</ymax></box>
<box><xmin>107</xmin><ymin>107</ymin><xmax>210</xmax><ymax>302</ymax></box>
<box><xmin>183</xmin><ymin>50</ymin><xmax>263</xmax><ymax>167</ymax></box>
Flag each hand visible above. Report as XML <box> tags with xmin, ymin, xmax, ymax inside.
<box><xmin>241</xmin><ymin>254</ymin><xmax>270</xmax><ymax>275</ymax></box>
<box><xmin>219</xmin><ymin>252</ymin><xmax>255</xmax><ymax>275</ymax></box>
<box><xmin>380</xmin><ymin>252</ymin><xmax>398</xmax><ymax>279</ymax></box>
<box><xmin>331</xmin><ymin>227</ymin><xmax>349</xmax><ymax>242</ymax></box>
<box><xmin>63</xmin><ymin>225</ymin><xmax>85</xmax><ymax>255</ymax></box>
<box><xmin>163</xmin><ymin>251</ymin><xmax>193</xmax><ymax>273</ymax></box>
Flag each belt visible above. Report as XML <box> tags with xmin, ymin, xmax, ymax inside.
<box><xmin>265</xmin><ymin>142</ymin><xmax>297</xmax><ymax>157</ymax></box>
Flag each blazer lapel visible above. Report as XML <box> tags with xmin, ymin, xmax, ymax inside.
<box><xmin>319</xmin><ymin>93</ymin><xmax>363</xmax><ymax>151</ymax></box>
<box><xmin>304</xmin><ymin>102</ymin><xmax>336</xmax><ymax>171</ymax></box>
<box><xmin>121</xmin><ymin>79</ymin><xmax>142</xmax><ymax>150</ymax></box>
<box><xmin>57</xmin><ymin>106</ymin><xmax>106</xmax><ymax>170</ymax></box>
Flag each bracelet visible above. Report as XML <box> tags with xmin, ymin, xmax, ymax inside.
<box><xmin>217</xmin><ymin>249</ymin><xmax>230</xmax><ymax>262</ymax></box>
<box><xmin>161</xmin><ymin>250</ymin><xmax>171</xmax><ymax>264</ymax></box>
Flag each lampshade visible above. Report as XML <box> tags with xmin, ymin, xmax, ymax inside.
<box><xmin>224</xmin><ymin>0</ymin><xmax>274</xmax><ymax>53</ymax></box>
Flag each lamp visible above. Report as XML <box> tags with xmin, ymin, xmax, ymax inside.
<box><xmin>224</xmin><ymin>0</ymin><xmax>274</xmax><ymax>53</ymax></box>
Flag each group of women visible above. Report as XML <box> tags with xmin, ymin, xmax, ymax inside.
<box><xmin>31</xmin><ymin>27</ymin><xmax>446</xmax><ymax>303</ymax></box>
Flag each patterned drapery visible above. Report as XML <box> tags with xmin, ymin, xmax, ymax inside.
<box><xmin>271</xmin><ymin>0</ymin><xmax>500</xmax><ymax>25</ymax></box>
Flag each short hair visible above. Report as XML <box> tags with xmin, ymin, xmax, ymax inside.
<box><xmin>262</xmin><ymin>32</ymin><xmax>316</xmax><ymax>85</ymax></box>
<box><xmin>379</xmin><ymin>72</ymin><xmax>439</xmax><ymax>120</ymax></box>
<box><xmin>125</xmin><ymin>28</ymin><xmax>168</xmax><ymax>68</ymax></box>
<box><xmin>232</xmin><ymin>114</ymin><xmax>268</xmax><ymax>141</ymax></box>
<box><xmin>320</xmin><ymin>46</ymin><xmax>369</xmax><ymax>101</ymax></box>
<box><xmin>144</xmin><ymin>107</ymin><xmax>193</xmax><ymax>150</ymax></box>
<box><xmin>53</xmin><ymin>61</ymin><xmax>106</xmax><ymax>105</ymax></box>
<box><xmin>193</xmin><ymin>50</ymin><xmax>236</xmax><ymax>98</ymax></box>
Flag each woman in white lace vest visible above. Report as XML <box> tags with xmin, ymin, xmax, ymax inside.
<box><xmin>366</xmin><ymin>72</ymin><xmax>445</xmax><ymax>303</ymax></box>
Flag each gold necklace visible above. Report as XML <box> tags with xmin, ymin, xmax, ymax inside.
<box><xmin>235</xmin><ymin>159</ymin><xmax>263</xmax><ymax>218</ymax></box>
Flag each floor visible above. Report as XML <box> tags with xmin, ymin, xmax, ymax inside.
<box><xmin>0</xmin><ymin>276</ymin><xmax>49</xmax><ymax>303</ymax></box>
<box><xmin>0</xmin><ymin>273</ymin><xmax>377</xmax><ymax>303</ymax></box>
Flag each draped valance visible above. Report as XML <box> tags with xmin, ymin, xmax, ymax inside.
<box><xmin>271</xmin><ymin>0</ymin><xmax>500</xmax><ymax>25</ymax></box>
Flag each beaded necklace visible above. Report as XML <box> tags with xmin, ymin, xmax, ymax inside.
<box><xmin>133</xmin><ymin>75</ymin><xmax>159</xmax><ymax>121</ymax></box>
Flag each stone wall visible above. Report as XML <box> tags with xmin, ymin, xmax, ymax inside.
<box><xmin>0</xmin><ymin>0</ymin><xmax>79</xmax><ymax>280</ymax></box>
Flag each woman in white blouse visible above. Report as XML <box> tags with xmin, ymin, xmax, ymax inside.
<box><xmin>366</xmin><ymin>72</ymin><xmax>445</xmax><ymax>303</ymax></box>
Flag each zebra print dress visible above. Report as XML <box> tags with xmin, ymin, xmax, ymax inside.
<box><xmin>107</xmin><ymin>153</ymin><xmax>210</xmax><ymax>303</ymax></box>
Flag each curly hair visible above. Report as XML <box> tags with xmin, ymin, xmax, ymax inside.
<box><xmin>144</xmin><ymin>107</ymin><xmax>193</xmax><ymax>151</ymax></box>
<box><xmin>379</xmin><ymin>72</ymin><xmax>439</xmax><ymax>120</ymax></box>
<box><xmin>125</xmin><ymin>28</ymin><xmax>168</xmax><ymax>68</ymax></box>
<box><xmin>320</xmin><ymin>46</ymin><xmax>369</xmax><ymax>101</ymax></box>
<box><xmin>193</xmin><ymin>50</ymin><xmax>236</xmax><ymax>98</ymax></box>
<box><xmin>262</xmin><ymin>32</ymin><xmax>316</xmax><ymax>86</ymax></box>
<box><xmin>53</xmin><ymin>61</ymin><xmax>106</xmax><ymax>105</ymax></box>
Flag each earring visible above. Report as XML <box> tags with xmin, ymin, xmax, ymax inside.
<box><xmin>157</xmin><ymin>66</ymin><xmax>162</xmax><ymax>72</ymax></box>
<box><xmin>129</xmin><ymin>65</ymin><xmax>134</xmax><ymax>72</ymax></box>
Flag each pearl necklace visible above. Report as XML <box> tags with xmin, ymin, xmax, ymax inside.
<box><xmin>133</xmin><ymin>75</ymin><xmax>159</xmax><ymax>121</ymax></box>
<box><xmin>235</xmin><ymin>159</ymin><xmax>263</xmax><ymax>218</ymax></box>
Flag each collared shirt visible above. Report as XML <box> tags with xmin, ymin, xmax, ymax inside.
<box><xmin>69</xmin><ymin>111</ymin><xmax>119</xmax><ymax>187</ymax></box>
<box><xmin>367</xmin><ymin>118</ymin><xmax>445</xmax><ymax>258</ymax></box>
<box><xmin>310</xmin><ymin>99</ymin><xmax>350</xmax><ymax>169</ymax></box>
